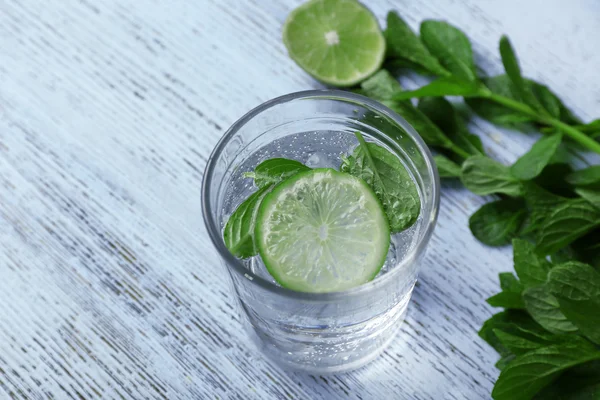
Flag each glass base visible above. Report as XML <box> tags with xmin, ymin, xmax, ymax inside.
<box><xmin>242</xmin><ymin>294</ymin><xmax>411</xmax><ymax>374</ymax></box>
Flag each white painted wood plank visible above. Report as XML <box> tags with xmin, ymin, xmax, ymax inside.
<box><xmin>0</xmin><ymin>0</ymin><xmax>598</xmax><ymax>399</ymax></box>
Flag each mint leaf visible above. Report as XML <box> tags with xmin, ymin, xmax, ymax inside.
<box><xmin>420</xmin><ymin>20</ymin><xmax>477</xmax><ymax>81</ymax></box>
<box><xmin>393</xmin><ymin>76</ymin><xmax>483</xmax><ymax>100</ymax></box>
<box><xmin>522</xmin><ymin>183</ymin><xmax>569</xmax><ymax>235</ymax></box>
<box><xmin>487</xmin><ymin>273</ymin><xmax>526</xmax><ymax>309</ymax></box>
<box><xmin>223</xmin><ymin>185</ymin><xmax>272</xmax><ymax>258</ymax></box>
<box><xmin>499</xmin><ymin>36</ymin><xmax>545</xmax><ymax>114</ymax></box>
<box><xmin>479</xmin><ymin>311</ymin><xmax>555</xmax><ymax>356</ymax></box>
<box><xmin>384</xmin><ymin>12</ymin><xmax>450</xmax><ymax>77</ymax></box>
<box><xmin>360</xmin><ymin>69</ymin><xmax>402</xmax><ymax>101</ymax></box>
<box><xmin>417</xmin><ymin>97</ymin><xmax>485</xmax><ymax>157</ymax></box>
<box><xmin>461</xmin><ymin>156</ymin><xmax>523</xmax><ymax>197</ymax></box>
<box><xmin>566</xmin><ymin>165</ymin><xmax>600</xmax><ymax>187</ymax></box>
<box><xmin>530</xmin><ymin>82</ymin><xmax>560</xmax><ymax>119</ymax></box>
<box><xmin>522</xmin><ymin>285</ymin><xmax>578</xmax><ymax>335</ymax></box>
<box><xmin>547</xmin><ymin>262</ymin><xmax>600</xmax><ymax>344</ymax></box>
<box><xmin>469</xmin><ymin>199</ymin><xmax>526</xmax><ymax>246</ymax></box>
<box><xmin>434</xmin><ymin>155</ymin><xmax>461</xmax><ymax>178</ymax></box>
<box><xmin>576</xmin><ymin>187</ymin><xmax>600</xmax><ymax>210</ymax></box>
<box><xmin>533</xmin><ymin>360</ymin><xmax>600</xmax><ymax>400</ymax></box>
<box><xmin>466</xmin><ymin>75</ymin><xmax>534</xmax><ymax>127</ymax></box>
<box><xmin>359</xmin><ymin>71</ymin><xmax>456</xmax><ymax>151</ymax></box>
<box><xmin>533</xmin><ymin>163</ymin><xmax>575</xmax><ymax>198</ymax></box>
<box><xmin>536</xmin><ymin>199</ymin><xmax>600</xmax><ymax>255</ymax></box>
<box><xmin>492</xmin><ymin>329</ymin><xmax>548</xmax><ymax>355</ymax></box>
<box><xmin>248</xmin><ymin>158</ymin><xmax>310</xmax><ymax>188</ymax></box>
<box><xmin>341</xmin><ymin>133</ymin><xmax>421</xmax><ymax>232</ymax></box>
<box><xmin>512</xmin><ymin>239</ymin><xmax>552</xmax><ymax>288</ymax></box>
<box><xmin>510</xmin><ymin>132</ymin><xmax>563</xmax><ymax>180</ymax></box>
<box><xmin>492</xmin><ymin>337</ymin><xmax>600</xmax><ymax>400</ymax></box>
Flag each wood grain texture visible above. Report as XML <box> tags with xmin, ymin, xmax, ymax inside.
<box><xmin>0</xmin><ymin>0</ymin><xmax>599</xmax><ymax>398</ymax></box>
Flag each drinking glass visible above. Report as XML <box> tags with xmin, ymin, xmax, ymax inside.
<box><xmin>202</xmin><ymin>90</ymin><xmax>440</xmax><ymax>373</ymax></box>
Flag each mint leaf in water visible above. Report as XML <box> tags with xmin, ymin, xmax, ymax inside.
<box><xmin>420</xmin><ymin>20</ymin><xmax>477</xmax><ymax>81</ymax></box>
<box><xmin>510</xmin><ymin>133</ymin><xmax>563</xmax><ymax>180</ymax></box>
<box><xmin>384</xmin><ymin>12</ymin><xmax>450</xmax><ymax>77</ymax></box>
<box><xmin>461</xmin><ymin>156</ymin><xmax>523</xmax><ymax>197</ymax></box>
<box><xmin>487</xmin><ymin>273</ymin><xmax>526</xmax><ymax>309</ymax></box>
<box><xmin>341</xmin><ymin>132</ymin><xmax>421</xmax><ymax>232</ymax></box>
<box><xmin>492</xmin><ymin>337</ymin><xmax>600</xmax><ymax>400</ymax></box>
<box><xmin>522</xmin><ymin>285</ymin><xmax>578</xmax><ymax>335</ymax></box>
<box><xmin>226</xmin><ymin>158</ymin><xmax>310</xmax><ymax>258</ymax></box>
<box><xmin>469</xmin><ymin>199</ymin><xmax>526</xmax><ymax>246</ymax></box>
<box><xmin>247</xmin><ymin>158</ymin><xmax>310</xmax><ymax>188</ymax></box>
<box><xmin>434</xmin><ymin>155</ymin><xmax>461</xmax><ymax>178</ymax></box>
<box><xmin>223</xmin><ymin>185</ymin><xmax>272</xmax><ymax>258</ymax></box>
<box><xmin>512</xmin><ymin>239</ymin><xmax>551</xmax><ymax>288</ymax></box>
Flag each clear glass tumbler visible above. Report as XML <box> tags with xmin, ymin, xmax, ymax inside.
<box><xmin>202</xmin><ymin>90</ymin><xmax>440</xmax><ymax>373</ymax></box>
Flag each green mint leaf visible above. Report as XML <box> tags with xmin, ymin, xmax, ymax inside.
<box><xmin>250</xmin><ymin>158</ymin><xmax>310</xmax><ymax>188</ymax></box>
<box><xmin>466</xmin><ymin>75</ymin><xmax>534</xmax><ymax>127</ymax></box>
<box><xmin>434</xmin><ymin>155</ymin><xmax>461</xmax><ymax>178</ymax></box>
<box><xmin>392</xmin><ymin>76</ymin><xmax>483</xmax><ymax>100</ymax></box>
<box><xmin>495</xmin><ymin>354</ymin><xmax>516</xmax><ymax>371</ymax></box>
<box><xmin>418</xmin><ymin>97</ymin><xmax>485</xmax><ymax>157</ymax></box>
<box><xmin>547</xmin><ymin>262</ymin><xmax>600</xmax><ymax>344</ymax></box>
<box><xmin>384</xmin><ymin>12</ymin><xmax>450</xmax><ymax>77</ymax></box>
<box><xmin>420</xmin><ymin>20</ymin><xmax>477</xmax><ymax>81</ymax></box>
<box><xmin>510</xmin><ymin>132</ymin><xmax>563</xmax><ymax>180</ymax></box>
<box><xmin>536</xmin><ymin>199</ymin><xmax>600</xmax><ymax>255</ymax></box>
<box><xmin>499</xmin><ymin>36</ymin><xmax>545</xmax><ymax>114</ymax></box>
<box><xmin>533</xmin><ymin>163</ymin><xmax>575</xmax><ymax>198</ymax></box>
<box><xmin>223</xmin><ymin>185</ymin><xmax>272</xmax><ymax>258</ymax></box>
<box><xmin>574</xmin><ymin>118</ymin><xmax>600</xmax><ymax>134</ymax></box>
<box><xmin>522</xmin><ymin>285</ymin><xmax>578</xmax><ymax>335</ymax></box>
<box><xmin>512</xmin><ymin>239</ymin><xmax>552</xmax><ymax>288</ymax></box>
<box><xmin>533</xmin><ymin>360</ymin><xmax>600</xmax><ymax>400</ymax></box>
<box><xmin>385</xmin><ymin>58</ymin><xmax>440</xmax><ymax>76</ymax></box>
<box><xmin>521</xmin><ymin>183</ymin><xmax>569</xmax><ymax>235</ymax></box>
<box><xmin>492</xmin><ymin>329</ymin><xmax>548</xmax><ymax>355</ymax></box>
<box><xmin>492</xmin><ymin>337</ymin><xmax>600</xmax><ymax>400</ymax></box>
<box><xmin>360</xmin><ymin>69</ymin><xmax>403</xmax><ymax>101</ymax></box>
<box><xmin>461</xmin><ymin>156</ymin><xmax>523</xmax><ymax>197</ymax></box>
<box><xmin>342</xmin><ymin>133</ymin><xmax>421</xmax><ymax>232</ymax></box>
<box><xmin>566</xmin><ymin>165</ymin><xmax>600</xmax><ymax>187</ymax></box>
<box><xmin>548</xmin><ymin>261</ymin><xmax>600</xmax><ymax>300</ymax></box>
<box><xmin>487</xmin><ymin>273</ymin><xmax>526</xmax><ymax>309</ymax></box>
<box><xmin>469</xmin><ymin>199</ymin><xmax>526</xmax><ymax>246</ymax></box>
<box><xmin>479</xmin><ymin>310</ymin><xmax>555</xmax><ymax>356</ymax></box>
<box><xmin>576</xmin><ymin>187</ymin><xmax>600</xmax><ymax>210</ymax></box>
<box><xmin>529</xmin><ymin>82</ymin><xmax>560</xmax><ymax>119</ymax></box>
<box><xmin>360</xmin><ymin>71</ymin><xmax>456</xmax><ymax>151</ymax></box>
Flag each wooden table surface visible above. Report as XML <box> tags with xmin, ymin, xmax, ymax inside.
<box><xmin>1</xmin><ymin>0</ymin><xmax>599</xmax><ymax>399</ymax></box>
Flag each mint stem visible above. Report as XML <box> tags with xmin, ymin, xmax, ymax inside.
<box><xmin>486</xmin><ymin>93</ymin><xmax>600</xmax><ymax>155</ymax></box>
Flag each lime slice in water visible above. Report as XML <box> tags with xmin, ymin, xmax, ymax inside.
<box><xmin>282</xmin><ymin>0</ymin><xmax>386</xmax><ymax>87</ymax></box>
<box><xmin>256</xmin><ymin>169</ymin><xmax>390</xmax><ymax>293</ymax></box>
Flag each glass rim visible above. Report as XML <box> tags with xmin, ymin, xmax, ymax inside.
<box><xmin>201</xmin><ymin>89</ymin><xmax>440</xmax><ymax>301</ymax></box>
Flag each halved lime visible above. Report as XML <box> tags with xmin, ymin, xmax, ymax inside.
<box><xmin>256</xmin><ymin>169</ymin><xmax>390</xmax><ymax>293</ymax></box>
<box><xmin>282</xmin><ymin>0</ymin><xmax>386</xmax><ymax>87</ymax></box>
